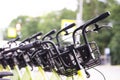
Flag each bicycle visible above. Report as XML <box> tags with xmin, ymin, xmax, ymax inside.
<box><xmin>0</xmin><ymin>11</ymin><xmax>111</xmax><ymax>80</ymax></box>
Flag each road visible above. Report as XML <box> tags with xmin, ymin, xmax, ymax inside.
<box><xmin>87</xmin><ymin>64</ymin><xmax>120</xmax><ymax>80</ymax></box>
<box><xmin>31</xmin><ymin>64</ymin><xmax>120</xmax><ymax>80</ymax></box>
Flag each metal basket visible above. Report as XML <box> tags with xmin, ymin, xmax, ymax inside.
<box><xmin>76</xmin><ymin>41</ymin><xmax>101</xmax><ymax>69</ymax></box>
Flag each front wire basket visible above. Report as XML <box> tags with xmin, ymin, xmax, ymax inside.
<box><xmin>76</xmin><ymin>41</ymin><xmax>101</xmax><ymax>69</ymax></box>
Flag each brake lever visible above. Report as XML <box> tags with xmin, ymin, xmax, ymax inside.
<box><xmin>93</xmin><ymin>23</ymin><xmax>112</xmax><ymax>32</ymax></box>
<box><xmin>101</xmin><ymin>25</ymin><xmax>112</xmax><ymax>29</ymax></box>
<box><xmin>64</xmin><ymin>31</ymin><xmax>69</xmax><ymax>35</ymax></box>
<box><xmin>93</xmin><ymin>23</ymin><xmax>102</xmax><ymax>31</ymax></box>
<box><xmin>85</xmin><ymin>30</ymin><xmax>98</xmax><ymax>33</ymax></box>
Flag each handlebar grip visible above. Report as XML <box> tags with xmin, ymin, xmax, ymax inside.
<box><xmin>21</xmin><ymin>32</ymin><xmax>42</xmax><ymax>43</ymax></box>
<box><xmin>48</xmin><ymin>29</ymin><xmax>56</xmax><ymax>35</ymax></box>
<box><xmin>29</xmin><ymin>32</ymin><xmax>42</xmax><ymax>39</ymax></box>
<box><xmin>45</xmin><ymin>29</ymin><xmax>56</xmax><ymax>37</ymax></box>
<box><xmin>19</xmin><ymin>41</ymin><xmax>40</xmax><ymax>50</ymax></box>
<box><xmin>91</xmin><ymin>11</ymin><xmax>110</xmax><ymax>24</ymax></box>
<box><xmin>42</xmin><ymin>29</ymin><xmax>56</xmax><ymax>40</ymax></box>
<box><xmin>0</xmin><ymin>72</ymin><xmax>13</xmax><ymax>78</ymax></box>
<box><xmin>62</xmin><ymin>23</ymin><xmax>75</xmax><ymax>31</ymax></box>
<box><xmin>19</xmin><ymin>43</ymin><xmax>34</xmax><ymax>50</ymax></box>
<box><xmin>2</xmin><ymin>47</ymin><xmax>18</xmax><ymax>54</ymax></box>
<box><xmin>21</xmin><ymin>38</ymin><xmax>30</xmax><ymax>43</ymax></box>
<box><xmin>0</xmin><ymin>48</ymin><xmax>4</xmax><ymax>52</ymax></box>
<box><xmin>7</xmin><ymin>37</ymin><xmax>20</xmax><ymax>44</ymax></box>
<box><xmin>14</xmin><ymin>37</ymin><xmax>20</xmax><ymax>41</ymax></box>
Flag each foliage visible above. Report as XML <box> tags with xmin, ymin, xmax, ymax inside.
<box><xmin>21</xmin><ymin>17</ymin><xmax>40</xmax><ymax>39</ymax></box>
<box><xmin>83</xmin><ymin>0</ymin><xmax>120</xmax><ymax>65</ymax></box>
<box><xmin>5</xmin><ymin>8</ymin><xmax>76</xmax><ymax>40</ymax></box>
<box><xmin>109</xmin><ymin>32</ymin><xmax>120</xmax><ymax>65</ymax></box>
<box><xmin>82</xmin><ymin>0</ymin><xmax>112</xmax><ymax>54</ymax></box>
<box><xmin>83</xmin><ymin>0</ymin><xmax>108</xmax><ymax>21</ymax></box>
<box><xmin>38</xmin><ymin>8</ymin><xmax>76</xmax><ymax>33</ymax></box>
<box><xmin>108</xmin><ymin>3</ymin><xmax>120</xmax><ymax>65</ymax></box>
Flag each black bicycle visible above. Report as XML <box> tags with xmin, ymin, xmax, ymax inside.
<box><xmin>0</xmin><ymin>11</ymin><xmax>111</xmax><ymax>80</ymax></box>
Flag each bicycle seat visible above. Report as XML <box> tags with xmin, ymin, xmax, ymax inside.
<box><xmin>0</xmin><ymin>72</ymin><xmax>13</xmax><ymax>78</ymax></box>
<box><xmin>0</xmin><ymin>78</ymin><xmax>11</xmax><ymax>80</ymax></box>
<box><xmin>0</xmin><ymin>48</ymin><xmax>4</xmax><ymax>52</ymax></box>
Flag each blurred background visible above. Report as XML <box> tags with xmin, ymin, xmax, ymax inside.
<box><xmin>0</xmin><ymin>0</ymin><xmax>120</xmax><ymax>80</ymax></box>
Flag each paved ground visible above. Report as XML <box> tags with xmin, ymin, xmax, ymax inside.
<box><xmin>40</xmin><ymin>64</ymin><xmax>120</xmax><ymax>80</ymax></box>
<box><xmin>86</xmin><ymin>64</ymin><xmax>120</xmax><ymax>80</ymax></box>
<box><xmin>31</xmin><ymin>64</ymin><xmax>120</xmax><ymax>80</ymax></box>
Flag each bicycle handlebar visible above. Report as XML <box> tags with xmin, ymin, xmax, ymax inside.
<box><xmin>29</xmin><ymin>32</ymin><xmax>42</xmax><ymax>40</ymax></box>
<box><xmin>73</xmin><ymin>11</ymin><xmax>110</xmax><ymax>44</ymax></box>
<box><xmin>19</xmin><ymin>41</ymin><xmax>40</xmax><ymax>50</ymax></box>
<box><xmin>56</xmin><ymin>23</ymin><xmax>76</xmax><ymax>47</ymax></box>
<box><xmin>87</xmin><ymin>11</ymin><xmax>110</xmax><ymax>26</ymax></box>
<box><xmin>21</xmin><ymin>32</ymin><xmax>42</xmax><ymax>43</ymax></box>
<box><xmin>0</xmin><ymin>72</ymin><xmax>13</xmax><ymax>78</ymax></box>
<box><xmin>2</xmin><ymin>40</ymin><xmax>59</xmax><ymax>55</ymax></box>
<box><xmin>7</xmin><ymin>37</ymin><xmax>20</xmax><ymax>44</ymax></box>
<box><xmin>62</xmin><ymin>23</ymin><xmax>75</xmax><ymax>31</ymax></box>
<box><xmin>42</xmin><ymin>29</ymin><xmax>56</xmax><ymax>40</ymax></box>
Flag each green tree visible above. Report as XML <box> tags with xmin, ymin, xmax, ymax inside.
<box><xmin>109</xmin><ymin>33</ymin><xmax>120</xmax><ymax>65</ymax></box>
<box><xmin>83</xmin><ymin>0</ymin><xmax>108</xmax><ymax>21</ymax></box>
<box><xmin>108</xmin><ymin>3</ymin><xmax>120</xmax><ymax>65</ymax></box>
<box><xmin>3</xmin><ymin>16</ymin><xmax>31</xmax><ymax>40</ymax></box>
<box><xmin>38</xmin><ymin>8</ymin><xmax>76</xmax><ymax>34</ymax></box>
<box><xmin>37</xmin><ymin>11</ymin><xmax>61</xmax><ymax>34</ymax></box>
<box><xmin>5</xmin><ymin>8</ymin><xmax>76</xmax><ymax>40</ymax></box>
<box><xmin>6</xmin><ymin>16</ymin><xmax>40</xmax><ymax>40</ymax></box>
<box><xmin>21</xmin><ymin>17</ymin><xmax>40</xmax><ymax>39</ymax></box>
<box><xmin>83</xmin><ymin>1</ymin><xmax>120</xmax><ymax>65</ymax></box>
<box><xmin>82</xmin><ymin>0</ymin><xmax>112</xmax><ymax>54</ymax></box>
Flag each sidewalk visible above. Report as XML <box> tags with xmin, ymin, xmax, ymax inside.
<box><xmin>31</xmin><ymin>64</ymin><xmax>120</xmax><ymax>80</ymax></box>
<box><xmin>86</xmin><ymin>64</ymin><xmax>120</xmax><ymax>80</ymax></box>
